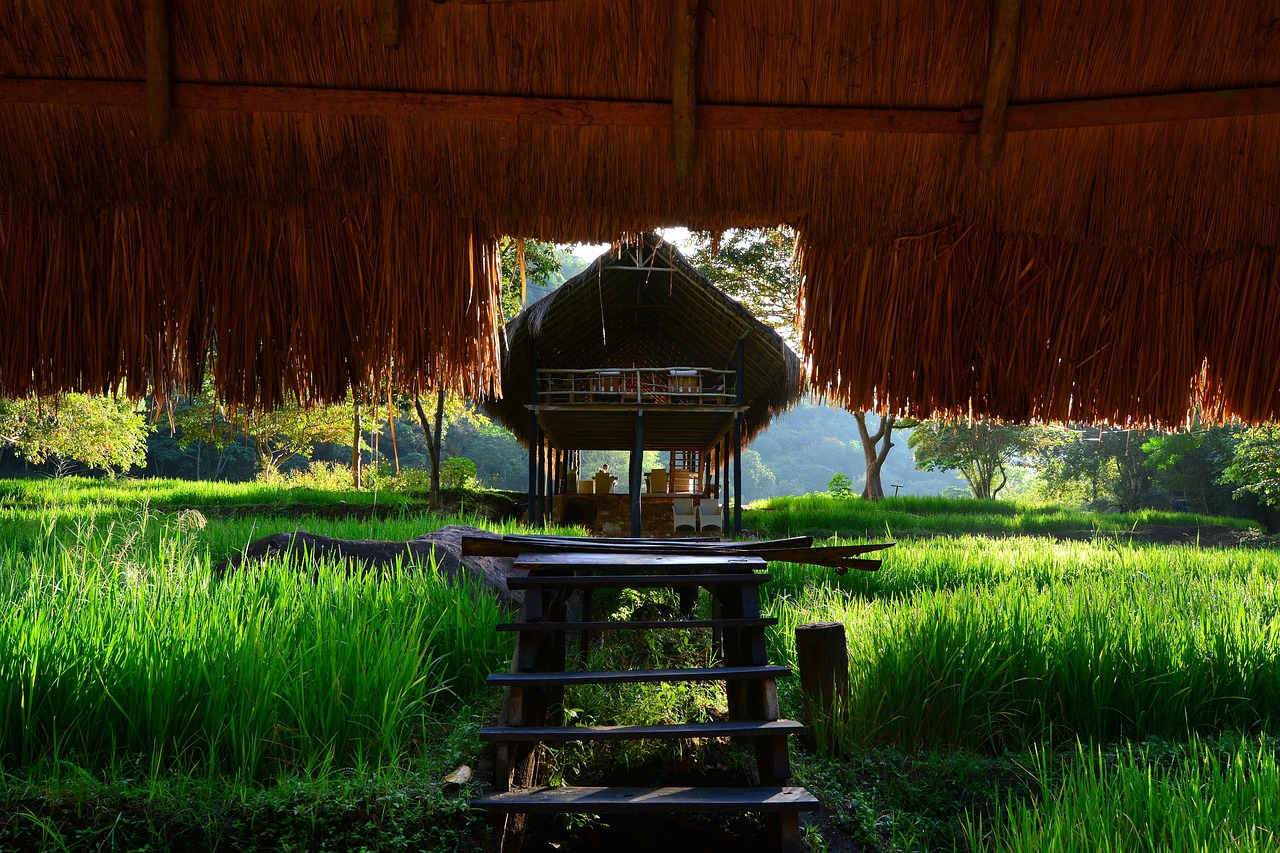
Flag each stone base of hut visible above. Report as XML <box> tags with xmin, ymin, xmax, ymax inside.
<box><xmin>552</xmin><ymin>494</ymin><xmax>708</xmax><ymax>537</ymax></box>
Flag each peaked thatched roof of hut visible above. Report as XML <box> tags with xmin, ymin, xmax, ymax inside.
<box><xmin>484</xmin><ymin>234</ymin><xmax>802</xmax><ymax>447</ymax></box>
<box><xmin>2</xmin><ymin>2</ymin><xmax>1279</xmax><ymax>423</ymax></box>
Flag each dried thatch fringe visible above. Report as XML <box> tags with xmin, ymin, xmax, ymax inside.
<box><xmin>3</xmin><ymin>3</ymin><xmax>1280</xmax><ymax>422</ymax></box>
<box><xmin>488</xmin><ymin>234</ymin><xmax>803</xmax><ymax>447</ymax></box>
<box><xmin>797</xmin><ymin>225</ymin><xmax>1280</xmax><ymax>427</ymax></box>
<box><xmin>0</xmin><ymin>199</ymin><xmax>501</xmax><ymax>408</ymax></box>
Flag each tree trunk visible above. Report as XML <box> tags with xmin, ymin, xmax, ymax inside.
<box><xmin>387</xmin><ymin>386</ymin><xmax>401</xmax><ymax>475</ymax></box>
<box><xmin>351</xmin><ymin>400</ymin><xmax>362</xmax><ymax>489</ymax></box>
<box><xmin>414</xmin><ymin>390</ymin><xmax>445</xmax><ymax>509</ymax></box>
<box><xmin>854</xmin><ymin>412</ymin><xmax>896</xmax><ymax>501</ymax></box>
<box><xmin>991</xmin><ymin>465</ymin><xmax>1008</xmax><ymax>498</ymax></box>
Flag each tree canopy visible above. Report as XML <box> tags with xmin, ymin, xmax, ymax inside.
<box><xmin>686</xmin><ymin>228</ymin><xmax>799</xmax><ymax>337</ymax></box>
<box><xmin>0</xmin><ymin>394</ymin><xmax>151</xmax><ymax>474</ymax></box>
<box><xmin>909</xmin><ymin>420</ymin><xmax>1057</xmax><ymax>499</ymax></box>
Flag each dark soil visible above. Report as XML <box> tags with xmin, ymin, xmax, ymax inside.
<box><xmin>1053</xmin><ymin>523</ymin><xmax>1278</xmax><ymax>549</ymax></box>
<box><xmin>173</xmin><ymin>488</ymin><xmax>526</xmax><ymax>522</ymax></box>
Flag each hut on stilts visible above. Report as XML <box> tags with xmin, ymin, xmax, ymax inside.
<box><xmin>483</xmin><ymin>234</ymin><xmax>802</xmax><ymax>537</ymax></box>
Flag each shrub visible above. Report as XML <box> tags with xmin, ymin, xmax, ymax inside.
<box><xmin>440</xmin><ymin>457</ymin><xmax>478</xmax><ymax>490</ymax></box>
<box><xmin>827</xmin><ymin>473</ymin><xmax>855</xmax><ymax>498</ymax></box>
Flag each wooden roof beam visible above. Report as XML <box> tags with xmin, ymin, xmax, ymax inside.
<box><xmin>377</xmin><ymin>0</ymin><xmax>401</xmax><ymax>48</ymax></box>
<box><xmin>8</xmin><ymin>78</ymin><xmax>1280</xmax><ymax>136</ymax></box>
<box><xmin>144</xmin><ymin>0</ymin><xmax>170</xmax><ymax>147</ymax></box>
<box><xmin>671</xmin><ymin>0</ymin><xmax>700</xmax><ymax>181</ymax></box>
<box><xmin>975</xmin><ymin>0</ymin><xmax>1023</xmax><ymax>169</ymax></box>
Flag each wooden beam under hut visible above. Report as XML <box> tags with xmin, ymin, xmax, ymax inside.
<box><xmin>144</xmin><ymin>0</ymin><xmax>170</xmax><ymax>147</ymax></box>
<box><xmin>671</xmin><ymin>0</ymin><xmax>700</xmax><ymax>180</ymax></box>
<box><xmin>376</xmin><ymin>0</ymin><xmax>401</xmax><ymax>48</ymax></box>
<box><xmin>13</xmin><ymin>78</ymin><xmax>1280</xmax><ymax>136</ymax></box>
<box><xmin>976</xmin><ymin>0</ymin><xmax>1024</xmax><ymax>169</ymax></box>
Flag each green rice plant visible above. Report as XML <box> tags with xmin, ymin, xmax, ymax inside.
<box><xmin>968</xmin><ymin>737</ymin><xmax>1280</xmax><ymax>852</ymax></box>
<box><xmin>766</xmin><ymin>536</ymin><xmax>1280</xmax><ymax>751</ymax></box>
<box><xmin>746</xmin><ymin>494</ymin><xmax>1261</xmax><ymax>540</ymax></box>
<box><xmin>0</xmin><ymin>510</ymin><xmax>512</xmax><ymax>780</ymax></box>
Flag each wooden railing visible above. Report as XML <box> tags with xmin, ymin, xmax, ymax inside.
<box><xmin>536</xmin><ymin>368</ymin><xmax>736</xmax><ymax>405</ymax></box>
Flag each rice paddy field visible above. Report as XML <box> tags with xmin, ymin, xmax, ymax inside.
<box><xmin>1</xmin><ymin>478</ymin><xmax>1278</xmax><ymax>851</ymax></box>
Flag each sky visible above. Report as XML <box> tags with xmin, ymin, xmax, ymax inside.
<box><xmin>568</xmin><ymin>226</ymin><xmax>695</xmax><ymax>260</ymax></box>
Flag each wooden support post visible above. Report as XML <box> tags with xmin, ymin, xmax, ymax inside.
<box><xmin>376</xmin><ymin>0</ymin><xmax>401</xmax><ymax>48</ymax></box>
<box><xmin>734</xmin><ymin>339</ymin><xmax>745</xmax><ymax>535</ymax></box>
<box><xmin>630</xmin><ymin>412</ymin><xmax>644</xmax><ymax>537</ymax></box>
<box><xmin>722</xmin><ymin>434</ymin><xmax>730</xmax><ymax>532</ymax></box>
<box><xmin>535</xmin><ymin>437</ymin><xmax>546</xmax><ymax>527</ymax></box>
<box><xmin>671</xmin><ymin>0</ymin><xmax>700</xmax><ymax>180</ymax></box>
<box><xmin>527</xmin><ymin>343</ymin><xmax>539</xmax><ymax>525</ymax></box>
<box><xmin>540</xmin><ymin>438</ymin><xmax>551</xmax><ymax>526</ymax></box>
<box><xmin>975</xmin><ymin>0</ymin><xmax>1023</xmax><ymax>169</ymax></box>
<box><xmin>144</xmin><ymin>0</ymin><xmax>170</xmax><ymax>147</ymax></box>
<box><xmin>795</xmin><ymin>622</ymin><xmax>850</xmax><ymax>728</ymax></box>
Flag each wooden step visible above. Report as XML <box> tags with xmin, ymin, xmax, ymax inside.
<box><xmin>514</xmin><ymin>553</ymin><xmax>767</xmax><ymax>572</ymax></box>
<box><xmin>481</xmin><ymin>719</ymin><xmax>804</xmax><ymax>742</ymax></box>
<box><xmin>473</xmin><ymin>785</ymin><xmax>818</xmax><ymax>814</ymax></box>
<box><xmin>496</xmin><ymin>617</ymin><xmax>778</xmax><ymax>632</ymax></box>
<box><xmin>506</xmin><ymin>572</ymin><xmax>769</xmax><ymax>590</ymax></box>
<box><xmin>488</xmin><ymin>665</ymin><xmax>789</xmax><ymax>687</ymax></box>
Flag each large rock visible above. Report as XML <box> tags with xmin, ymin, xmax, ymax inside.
<box><xmin>214</xmin><ymin>524</ymin><xmax>522</xmax><ymax>608</ymax></box>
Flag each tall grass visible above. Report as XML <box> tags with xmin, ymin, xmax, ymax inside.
<box><xmin>969</xmin><ymin>738</ymin><xmax>1280</xmax><ymax>852</ymax></box>
<box><xmin>0</xmin><ymin>510</ymin><xmax>512</xmax><ymax>779</ymax></box>
<box><xmin>747</xmin><ymin>494</ymin><xmax>1261</xmax><ymax>539</ymax></box>
<box><xmin>767</xmin><ymin>536</ymin><xmax>1280</xmax><ymax>751</ymax></box>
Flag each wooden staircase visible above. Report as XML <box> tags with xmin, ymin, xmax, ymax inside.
<box><xmin>473</xmin><ymin>552</ymin><xmax>816</xmax><ymax>852</ymax></box>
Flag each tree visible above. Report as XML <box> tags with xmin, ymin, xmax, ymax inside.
<box><xmin>854</xmin><ymin>413</ymin><xmax>907</xmax><ymax>501</ymax></box>
<box><xmin>1222</xmin><ymin>424</ymin><xmax>1280</xmax><ymax>508</ymax></box>
<box><xmin>498</xmin><ymin>238</ymin><xmax>574</xmax><ymax>317</ymax></box>
<box><xmin>173</xmin><ymin>395</ymin><xmax>353</xmax><ymax>481</ymax></box>
<box><xmin>0</xmin><ymin>393</ymin><xmax>152</xmax><ymax>474</ymax></box>
<box><xmin>1141</xmin><ymin>426</ymin><xmax>1241</xmax><ymax>513</ymax></box>
<box><xmin>689</xmin><ymin>229</ymin><xmax>907</xmax><ymax>500</ymax></box>
<box><xmin>908</xmin><ymin>420</ymin><xmax>1054</xmax><ymax>499</ymax></box>
<box><xmin>687</xmin><ymin>227</ymin><xmax>799</xmax><ymax>337</ymax></box>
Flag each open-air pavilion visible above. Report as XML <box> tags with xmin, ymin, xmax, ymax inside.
<box><xmin>482</xmin><ymin>234</ymin><xmax>802</xmax><ymax>537</ymax></box>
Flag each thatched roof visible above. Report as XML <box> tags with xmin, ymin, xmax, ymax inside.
<box><xmin>484</xmin><ymin>234</ymin><xmax>802</xmax><ymax>448</ymax></box>
<box><xmin>2</xmin><ymin>2</ymin><xmax>1279</xmax><ymax>422</ymax></box>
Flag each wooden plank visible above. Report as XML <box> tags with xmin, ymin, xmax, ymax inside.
<box><xmin>473</xmin><ymin>785</ymin><xmax>819</xmax><ymax>814</ymax></box>
<box><xmin>9</xmin><ymin>78</ymin><xmax>1278</xmax><ymax>135</ymax></box>
<box><xmin>1001</xmin><ymin>87</ymin><xmax>1280</xmax><ymax>131</ymax></box>
<box><xmin>500</xmin><ymin>533</ymin><xmax>814</xmax><ymax>549</ymax></box>
<box><xmin>513</xmin><ymin>552</ymin><xmax>766</xmax><ymax>570</ymax></box>
<box><xmin>472</xmin><ymin>539</ymin><xmax>890</xmax><ymax>570</ymax></box>
<box><xmin>671</xmin><ymin>0</ymin><xmax>700</xmax><ymax>180</ymax></box>
<box><xmin>487</xmin><ymin>664</ymin><xmax>790</xmax><ymax>687</ymax></box>
<box><xmin>480</xmin><ymin>719</ymin><xmax>805</xmax><ymax>742</ymax></box>
<box><xmin>495</xmin><ymin>617</ymin><xmax>779</xmax><ymax>632</ymax></box>
<box><xmin>506</xmin><ymin>572</ymin><xmax>770</xmax><ymax>589</ymax></box>
<box><xmin>975</xmin><ymin>0</ymin><xmax>1023</xmax><ymax>169</ymax></box>
<box><xmin>144</xmin><ymin>0</ymin><xmax>170</xmax><ymax>147</ymax></box>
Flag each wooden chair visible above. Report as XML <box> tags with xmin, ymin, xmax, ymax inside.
<box><xmin>670</xmin><ymin>468</ymin><xmax>699</xmax><ymax>494</ymax></box>
<box><xmin>673</xmin><ymin>499</ymin><xmax>697</xmax><ymax>532</ymax></box>
<box><xmin>667</xmin><ymin>369</ymin><xmax>701</xmax><ymax>403</ymax></box>
<box><xmin>699</xmin><ymin>499</ymin><xmax>723</xmax><ymax>532</ymax></box>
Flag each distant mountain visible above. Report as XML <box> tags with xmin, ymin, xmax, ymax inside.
<box><xmin>747</xmin><ymin>399</ymin><xmax>960</xmax><ymax>498</ymax></box>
